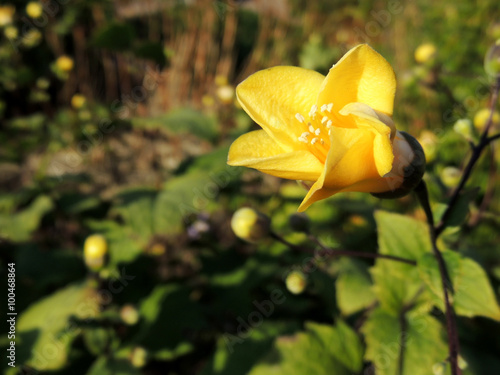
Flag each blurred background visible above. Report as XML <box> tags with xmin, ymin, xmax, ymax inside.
<box><xmin>1</xmin><ymin>0</ymin><xmax>500</xmax><ymax>374</ymax></box>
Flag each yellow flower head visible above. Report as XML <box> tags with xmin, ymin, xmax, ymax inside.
<box><xmin>228</xmin><ymin>45</ymin><xmax>424</xmax><ymax>211</ymax></box>
<box><xmin>0</xmin><ymin>5</ymin><xmax>15</xmax><ymax>26</ymax></box>
<box><xmin>414</xmin><ymin>43</ymin><xmax>437</xmax><ymax>64</ymax></box>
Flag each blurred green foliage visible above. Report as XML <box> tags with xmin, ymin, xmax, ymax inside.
<box><xmin>1</xmin><ymin>0</ymin><xmax>500</xmax><ymax>374</ymax></box>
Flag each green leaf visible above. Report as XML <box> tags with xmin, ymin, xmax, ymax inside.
<box><xmin>134</xmin><ymin>284</ymin><xmax>207</xmax><ymax>358</ymax></box>
<box><xmin>371</xmin><ymin>211</ymin><xmax>433</xmax><ymax>314</ymax></box>
<box><xmin>362</xmin><ymin>308</ymin><xmax>448</xmax><ymax>375</ymax></box>
<box><xmin>336</xmin><ymin>259</ymin><xmax>376</xmax><ymax>315</ymax></box>
<box><xmin>248</xmin><ymin>321</ymin><xmax>363</xmax><ymax>375</ymax></box>
<box><xmin>0</xmin><ymin>195</ymin><xmax>53</xmax><ymax>242</ymax></box>
<box><xmin>133</xmin><ymin>41</ymin><xmax>167</xmax><ymax>67</ymax></box>
<box><xmin>86</xmin><ymin>356</ymin><xmax>140</xmax><ymax>375</ymax></box>
<box><xmin>200</xmin><ymin>321</ymin><xmax>299</xmax><ymax>375</ymax></box>
<box><xmin>418</xmin><ymin>251</ymin><xmax>500</xmax><ymax>321</ymax></box>
<box><xmin>16</xmin><ymin>282</ymin><xmax>99</xmax><ymax>371</ymax></box>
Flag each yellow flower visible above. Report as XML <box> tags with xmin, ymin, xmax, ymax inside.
<box><xmin>26</xmin><ymin>2</ymin><xmax>43</xmax><ymax>19</ymax></box>
<box><xmin>228</xmin><ymin>45</ymin><xmax>424</xmax><ymax>211</ymax></box>
<box><xmin>0</xmin><ymin>5</ymin><xmax>15</xmax><ymax>26</ymax></box>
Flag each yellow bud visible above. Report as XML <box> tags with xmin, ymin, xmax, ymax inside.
<box><xmin>0</xmin><ymin>5</ymin><xmax>15</xmax><ymax>27</ymax></box>
<box><xmin>130</xmin><ymin>347</ymin><xmax>148</xmax><ymax>368</ymax></box>
<box><xmin>56</xmin><ymin>55</ymin><xmax>74</xmax><ymax>72</ymax></box>
<box><xmin>120</xmin><ymin>304</ymin><xmax>140</xmax><ymax>325</ymax></box>
<box><xmin>4</xmin><ymin>25</ymin><xmax>17</xmax><ymax>39</ymax></box>
<box><xmin>414</xmin><ymin>43</ymin><xmax>437</xmax><ymax>64</ymax></box>
<box><xmin>453</xmin><ymin>118</ymin><xmax>473</xmax><ymax>138</ymax></box>
<box><xmin>231</xmin><ymin>207</ymin><xmax>270</xmax><ymax>242</ymax></box>
<box><xmin>286</xmin><ymin>271</ymin><xmax>307</xmax><ymax>295</ymax></box>
<box><xmin>418</xmin><ymin>130</ymin><xmax>438</xmax><ymax>163</ymax></box>
<box><xmin>432</xmin><ymin>362</ymin><xmax>446</xmax><ymax>375</ymax></box>
<box><xmin>485</xmin><ymin>39</ymin><xmax>500</xmax><ymax>78</ymax></box>
<box><xmin>84</xmin><ymin>234</ymin><xmax>108</xmax><ymax>270</ymax></box>
<box><xmin>26</xmin><ymin>2</ymin><xmax>43</xmax><ymax>19</ymax></box>
<box><xmin>473</xmin><ymin>108</ymin><xmax>500</xmax><ymax>131</ymax></box>
<box><xmin>440</xmin><ymin>166</ymin><xmax>461</xmax><ymax>188</ymax></box>
<box><xmin>71</xmin><ymin>94</ymin><xmax>86</xmax><ymax>109</ymax></box>
<box><xmin>216</xmin><ymin>85</ymin><xmax>235</xmax><ymax>104</ymax></box>
<box><xmin>458</xmin><ymin>355</ymin><xmax>468</xmax><ymax>370</ymax></box>
<box><xmin>22</xmin><ymin>29</ymin><xmax>42</xmax><ymax>48</ymax></box>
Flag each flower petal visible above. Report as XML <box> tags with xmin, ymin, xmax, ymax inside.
<box><xmin>228</xmin><ymin>130</ymin><xmax>323</xmax><ymax>181</ymax></box>
<box><xmin>339</xmin><ymin>102</ymin><xmax>395</xmax><ymax>176</ymax></box>
<box><xmin>236</xmin><ymin>66</ymin><xmax>325</xmax><ymax>152</ymax></box>
<box><xmin>317</xmin><ymin>44</ymin><xmax>396</xmax><ymax>117</ymax></box>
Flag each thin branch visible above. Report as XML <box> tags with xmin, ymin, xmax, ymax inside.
<box><xmin>486</xmin><ymin>132</ymin><xmax>500</xmax><ymax>144</ymax></box>
<box><xmin>270</xmin><ymin>231</ymin><xmax>417</xmax><ymax>266</ymax></box>
<box><xmin>414</xmin><ymin>181</ymin><xmax>460</xmax><ymax>375</ymax></box>
<box><xmin>435</xmin><ymin>76</ymin><xmax>500</xmax><ymax>236</ymax></box>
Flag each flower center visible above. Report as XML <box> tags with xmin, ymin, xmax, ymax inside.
<box><xmin>295</xmin><ymin>103</ymin><xmax>334</xmax><ymax>162</ymax></box>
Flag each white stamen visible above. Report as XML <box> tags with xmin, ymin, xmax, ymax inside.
<box><xmin>311</xmin><ymin>137</ymin><xmax>318</xmax><ymax>145</ymax></box>
<box><xmin>309</xmin><ymin>104</ymin><xmax>318</xmax><ymax>118</ymax></box>
<box><xmin>326</xmin><ymin>103</ymin><xmax>333</xmax><ymax>112</ymax></box>
<box><xmin>326</xmin><ymin>120</ymin><xmax>333</xmax><ymax>128</ymax></box>
<box><xmin>320</xmin><ymin>104</ymin><xmax>328</xmax><ymax>112</ymax></box>
<box><xmin>321</xmin><ymin>116</ymin><xmax>328</xmax><ymax>124</ymax></box>
<box><xmin>308</xmin><ymin>124</ymin><xmax>315</xmax><ymax>133</ymax></box>
<box><xmin>295</xmin><ymin>113</ymin><xmax>305</xmax><ymax>123</ymax></box>
<box><xmin>298</xmin><ymin>136</ymin><xmax>308</xmax><ymax>143</ymax></box>
<box><xmin>314</xmin><ymin>128</ymin><xmax>321</xmax><ymax>136</ymax></box>
<box><xmin>320</xmin><ymin>138</ymin><xmax>324</xmax><ymax>144</ymax></box>
<box><xmin>328</xmin><ymin>129</ymin><xmax>331</xmax><ymax>135</ymax></box>
<box><xmin>301</xmin><ymin>132</ymin><xmax>310</xmax><ymax>138</ymax></box>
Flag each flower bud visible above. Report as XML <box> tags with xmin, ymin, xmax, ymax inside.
<box><xmin>130</xmin><ymin>347</ymin><xmax>148</xmax><ymax>368</ymax></box>
<box><xmin>71</xmin><ymin>94</ymin><xmax>86</xmax><ymax>109</ymax></box>
<box><xmin>289</xmin><ymin>212</ymin><xmax>310</xmax><ymax>233</ymax></box>
<box><xmin>418</xmin><ymin>130</ymin><xmax>438</xmax><ymax>163</ymax></box>
<box><xmin>372</xmin><ymin>132</ymin><xmax>426</xmax><ymax>199</ymax></box>
<box><xmin>56</xmin><ymin>55</ymin><xmax>74</xmax><ymax>72</ymax></box>
<box><xmin>432</xmin><ymin>362</ymin><xmax>446</xmax><ymax>375</ymax></box>
<box><xmin>231</xmin><ymin>207</ymin><xmax>270</xmax><ymax>242</ymax></box>
<box><xmin>120</xmin><ymin>304</ymin><xmax>140</xmax><ymax>325</ymax></box>
<box><xmin>216</xmin><ymin>85</ymin><xmax>235</xmax><ymax>104</ymax></box>
<box><xmin>26</xmin><ymin>2</ymin><xmax>43</xmax><ymax>19</ymax></box>
<box><xmin>414</xmin><ymin>43</ymin><xmax>437</xmax><ymax>64</ymax></box>
<box><xmin>473</xmin><ymin>108</ymin><xmax>500</xmax><ymax>131</ymax></box>
<box><xmin>458</xmin><ymin>355</ymin><xmax>467</xmax><ymax>370</ymax></box>
<box><xmin>440</xmin><ymin>166</ymin><xmax>461</xmax><ymax>188</ymax></box>
<box><xmin>0</xmin><ymin>5</ymin><xmax>15</xmax><ymax>27</ymax></box>
<box><xmin>286</xmin><ymin>271</ymin><xmax>307</xmax><ymax>295</ymax></box>
<box><xmin>84</xmin><ymin>234</ymin><xmax>108</xmax><ymax>271</ymax></box>
<box><xmin>4</xmin><ymin>25</ymin><xmax>17</xmax><ymax>39</ymax></box>
<box><xmin>485</xmin><ymin>39</ymin><xmax>500</xmax><ymax>78</ymax></box>
<box><xmin>453</xmin><ymin>118</ymin><xmax>473</xmax><ymax>139</ymax></box>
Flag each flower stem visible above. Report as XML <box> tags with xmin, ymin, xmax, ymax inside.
<box><xmin>414</xmin><ymin>181</ymin><xmax>460</xmax><ymax>375</ymax></box>
<box><xmin>435</xmin><ymin>76</ymin><xmax>500</xmax><ymax>236</ymax></box>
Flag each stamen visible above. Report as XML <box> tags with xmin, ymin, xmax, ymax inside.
<box><xmin>320</xmin><ymin>139</ymin><xmax>324</xmax><ymax>144</ymax></box>
<box><xmin>326</xmin><ymin>103</ymin><xmax>333</xmax><ymax>112</ymax></box>
<box><xmin>301</xmin><ymin>132</ymin><xmax>310</xmax><ymax>138</ymax></box>
<box><xmin>328</xmin><ymin>129</ymin><xmax>331</xmax><ymax>135</ymax></box>
<box><xmin>308</xmin><ymin>124</ymin><xmax>315</xmax><ymax>133</ymax></box>
<box><xmin>326</xmin><ymin>120</ymin><xmax>333</xmax><ymax>128</ymax></box>
<box><xmin>295</xmin><ymin>113</ymin><xmax>305</xmax><ymax>123</ymax></box>
<box><xmin>321</xmin><ymin>116</ymin><xmax>328</xmax><ymax>124</ymax></box>
<box><xmin>298</xmin><ymin>137</ymin><xmax>308</xmax><ymax>143</ymax></box>
<box><xmin>314</xmin><ymin>128</ymin><xmax>321</xmax><ymax>136</ymax></box>
<box><xmin>320</xmin><ymin>104</ymin><xmax>328</xmax><ymax>112</ymax></box>
<box><xmin>309</xmin><ymin>104</ymin><xmax>318</xmax><ymax>119</ymax></box>
<box><xmin>311</xmin><ymin>137</ymin><xmax>319</xmax><ymax>145</ymax></box>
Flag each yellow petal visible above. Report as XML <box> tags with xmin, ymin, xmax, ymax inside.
<box><xmin>317</xmin><ymin>44</ymin><xmax>396</xmax><ymax>117</ymax></box>
<box><xmin>298</xmin><ymin>181</ymin><xmax>338</xmax><ymax>212</ymax></box>
<box><xmin>236</xmin><ymin>66</ymin><xmax>325</xmax><ymax>152</ymax></box>
<box><xmin>228</xmin><ymin>130</ymin><xmax>323</xmax><ymax>181</ymax></box>
<box><xmin>339</xmin><ymin>102</ymin><xmax>394</xmax><ymax>176</ymax></box>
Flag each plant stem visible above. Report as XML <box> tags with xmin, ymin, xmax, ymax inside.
<box><xmin>435</xmin><ymin>77</ymin><xmax>500</xmax><ymax>236</ymax></box>
<box><xmin>414</xmin><ymin>181</ymin><xmax>460</xmax><ymax>375</ymax></box>
<box><xmin>270</xmin><ymin>231</ymin><xmax>417</xmax><ymax>266</ymax></box>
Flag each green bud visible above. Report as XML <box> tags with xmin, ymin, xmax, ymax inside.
<box><xmin>485</xmin><ymin>39</ymin><xmax>500</xmax><ymax>78</ymax></box>
<box><xmin>286</xmin><ymin>271</ymin><xmax>307</xmax><ymax>295</ymax></box>
<box><xmin>130</xmin><ymin>347</ymin><xmax>148</xmax><ymax>368</ymax></box>
<box><xmin>453</xmin><ymin>118</ymin><xmax>473</xmax><ymax>139</ymax></box>
<box><xmin>440</xmin><ymin>166</ymin><xmax>461</xmax><ymax>188</ymax></box>
<box><xmin>120</xmin><ymin>304</ymin><xmax>140</xmax><ymax>326</ymax></box>
<box><xmin>231</xmin><ymin>207</ymin><xmax>270</xmax><ymax>243</ymax></box>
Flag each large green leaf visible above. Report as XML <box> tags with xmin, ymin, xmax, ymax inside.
<box><xmin>418</xmin><ymin>250</ymin><xmax>500</xmax><ymax>321</ymax></box>
<box><xmin>362</xmin><ymin>308</ymin><xmax>448</xmax><ymax>375</ymax></box>
<box><xmin>248</xmin><ymin>321</ymin><xmax>363</xmax><ymax>375</ymax></box>
<box><xmin>15</xmin><ymin>282</ymin><xmax>99</xmax><ymax>371</ymax></box>
<box><xmin>0</xmin><ymin>195</ymin><xmax>53</xmax><ymax>242</ymax></box>
<box><xmin>336</xmin><ymin>259</ymin><xmax>376</xmax><ymax>316</ymax></box>
<box><xmin>371</xmin><ymin>211</ymin><xmax>433</xmax><ymax>314</ymax></box>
